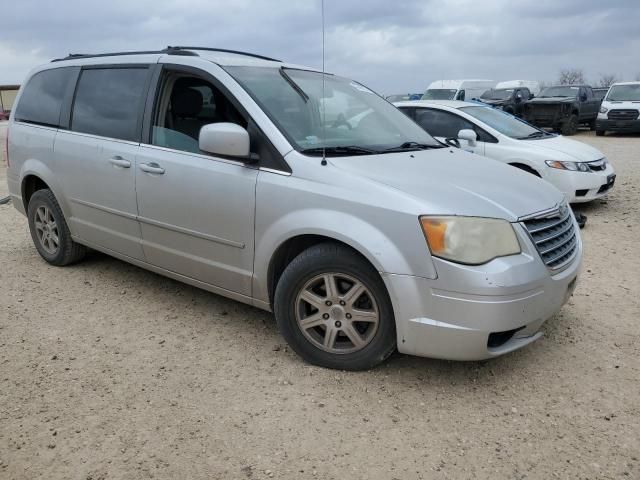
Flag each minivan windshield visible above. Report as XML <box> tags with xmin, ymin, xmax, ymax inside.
<box><xmin>480</xmin><ymin>89</ymin><xmax>513</xmax><ymax>100</ymax></box>
<box><xmin>460</xmin><ymin>106</ymin><xmax>550</xmax><ymax>140</ymax></box>
<box><xmin>538</xmin><ymin>86</ymin><xmax>579</xmax><ymax>98</ymax></box>
<box><xmin>422</xmin><ymin>89</ymin><xmax>457</xmax><ymax>100</ymax></box>
<box><xmin>606</xmin><ymin>84</ymin><xmax>640</xmax><ymax>101</ymax></box>
<box><xmin>226</xmin><ymin>66</ymin><xmax>441</xmax><ymax>155</ymax></box>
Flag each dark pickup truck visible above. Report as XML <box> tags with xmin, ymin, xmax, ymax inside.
<box><xmin>524</xmin><ymin>85</ymin><xmax>600</xmax><ymax>135</ymax></box>
<box><xmin>479</xmin><ymin>87</ymin><xmax>532</xmax><ymax>118</ymax></box>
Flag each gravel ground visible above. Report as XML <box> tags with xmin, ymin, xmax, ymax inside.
<box><xmin>0</xmin><ymin>123</ymin><xmax>638</xmax><ymax>480</ymax></box>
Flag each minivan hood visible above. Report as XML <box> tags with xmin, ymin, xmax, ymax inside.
<box><xmin>523</xmin><ymin>135</ymin><xmax>604</xmax><ymax>162</ymax></box>
<box><xmin>330</xmin><ymin>149</ymin><xmax>564</xmax><ymax>221</ymax></box>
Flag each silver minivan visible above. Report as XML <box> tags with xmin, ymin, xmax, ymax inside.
<box><xmin>5</xmin><ymin>47</ymin><xmax>582</xmax><ymax>370</ymax></box>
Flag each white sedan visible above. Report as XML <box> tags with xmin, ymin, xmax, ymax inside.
<box><xmin>394</xmin><ymin>100</ymin><xmax>616</xmax><ymax>203</ymax></box>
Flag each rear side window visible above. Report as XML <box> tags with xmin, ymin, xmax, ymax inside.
<box><xmin>14</xmin><ymin>68</ymin><xmax>75</xmax><ymax>127</ymax></box>
<box><xmin>71</xmin><ymin>68</ymin><xmax>149</xmax><ymax>141</ymax></box>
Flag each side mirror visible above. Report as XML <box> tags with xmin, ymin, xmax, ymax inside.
<box><xmin>199</xmin><ymin>123</ymin><xmax>251</xmax><ymax>159</ymax></box>
<box><xmin>458</xmin><ymin>129</ymin><xmax>477</xmax><ymax>147</ymax></box>
<box><xmin>580</xmin><ymin>94</ymin><xmax>587</xmax><ymax>102</ymax></box>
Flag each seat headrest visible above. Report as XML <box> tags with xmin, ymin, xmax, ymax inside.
<box><xmin>171</xmin><ymin>87</ymin><xmax>203</xmax><ymax>117</ymax></box>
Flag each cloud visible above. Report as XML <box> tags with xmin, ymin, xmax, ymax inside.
<box><xmin>1</xmin><ymin>0</ymin><xmax>639</xmax><ymax>94</ymax></box>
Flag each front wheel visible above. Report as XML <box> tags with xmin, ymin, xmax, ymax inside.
<box><xmin>561</xmin><ymin>115</ymin><xmax>578</xmax><ymax>136</ymax></box>
<box><xmin>274</xmin><ymin>243</ymin><xmax>396</xmax><ymax>370</ymax></box>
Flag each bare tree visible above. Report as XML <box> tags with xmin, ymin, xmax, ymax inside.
<box><xmin>597</xmin><ymin>74</ymin><xmax>619</xmax><ymax>87</ymax></box>
<box><xmin>558</xmin><ymin>68</ymin><xmax>585</xmax><ymax>85</ymax></box>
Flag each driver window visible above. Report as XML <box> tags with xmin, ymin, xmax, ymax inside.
<box><xmin>152</xmin><ymin>72</ymin><xmax>246</xmax><ymax>153</ymax></box>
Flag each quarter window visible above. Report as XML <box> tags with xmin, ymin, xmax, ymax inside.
<box><xmin>14</xmin><ymin>68</ymin><xmax>75</xmax><ymax>127</ymax></box>
<box><xmin>71</xmin><ymin>68</ymin><xmax>149</xmax><ymax>141</ymax></box>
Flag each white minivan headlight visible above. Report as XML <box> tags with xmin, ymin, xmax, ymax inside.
<box><xmin>600</xmin><ymin>106</ymin><xmax>608</xmax><ymax>114</ymax></box>
<box><xmin>420</xmin><ymin>216</ymin><xmax>521</xmax><ymax>265</ymax></box>
<box><xmin>545</xmin><ymin>160</ymin><xmax>590</xmax><ymax>172</ymax></box>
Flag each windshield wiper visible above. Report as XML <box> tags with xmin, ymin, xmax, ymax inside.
<box><xmin>279</xmin><ymin>67</ymin><xmax>309</xmax><ymax>103</ymax></box>
<box><xmin>300</xmin><ymin>146</ymin><xmax>379</xmax><ymax>156</ymax></box>
<box><xmin>519</xmin><ymin>131</ymin><xmax>547</xmax><ymax>139</ymax></box>
<box><xmin>382</xmin><ymin>141</ymin><xmax>443</xmax><ymax>152</ymax></box>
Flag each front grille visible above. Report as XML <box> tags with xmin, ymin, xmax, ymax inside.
<box><xmin>522</xmin><ymin>204</ymin><xmax>578</xmax><ymax>270</ymax></box>
<box><xmin>607</xmin><ymin>109</ymin><xmax>639</xmax><ymax>121</ymax></box>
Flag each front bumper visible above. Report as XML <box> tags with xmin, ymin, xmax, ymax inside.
<box><xmin>384</xmin><ymin>222</ymin><xmax>582</xmax><ymax>361</ymax></box>
<box><xmin>596</xmin><ymin>118</ymin><xmax>640</xmax><ymax>133</ymax></box>
<box><xmin>542</xmin><ymin>164</ymin><xmax>616</xmax><ymax>203</ymax></box>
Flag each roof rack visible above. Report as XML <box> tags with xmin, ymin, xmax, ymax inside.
<box><xmin>51</xmin><ymin>46</ymin><xmax>280</xmax><ymax>63</ymax></box>
<box><xmin>166</xmin><ymin>46</ymin><xmax>281</xmax><ymax>62</ymax></box>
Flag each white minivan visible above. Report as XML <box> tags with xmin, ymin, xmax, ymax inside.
<box><xmin>422</xmin><ymin>80</ymin><xmax>496</xmax><ymax>102</ymax></box>
<box><xmin>596</xmin><ymin>82</ymin><xmax>640</xmax><ymax>136</ymax></box>
<box><xmin>396</xmin><ymin>100</ymin><xmax>616</xmax><ymax>203</ymax></box>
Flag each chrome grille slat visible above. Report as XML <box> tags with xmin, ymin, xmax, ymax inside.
<box><xmin>525</xmin><ymin>211</ymin><xmax>571</xmax><ymax>234</ymax></box>
<box><xmin>539</xmin><ymin>229</ymin><xmax>575</xmax><ymax>255</ymax></box>
<box><xmin>522</xmin><ymin>204</ymin><xmax>578</xmax><ymax>270</ymax></box>
<box><xmin>544</xmin><ymin>236</ymin><xmax>578</xmax><ymax>265</ymax></box>
<box><xmin>534</xmin><ymin>217</ymin><xmax>573</xmax><ymax>245</ymax></box>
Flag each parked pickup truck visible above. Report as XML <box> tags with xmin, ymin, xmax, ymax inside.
<box><xmin>524</xmin><ymin>85</ymin><xmax>600</xmax><ymax>135</ymax></box>
<box><xmin>479</xmin><ymin>87</ymin><xmax>532</xmax><ymax>118</ymax></box>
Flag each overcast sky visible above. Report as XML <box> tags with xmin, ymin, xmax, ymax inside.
<box><xmin>2</xmin><ymin>0</ymin><xmax>639</xmax><ymax>94</ymax></box>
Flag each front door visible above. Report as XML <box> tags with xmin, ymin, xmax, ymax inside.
<box><xmin>414</xmin><ymin>107</ymin><xmax>486</xmax><ymax>155</ymax></box>
<box><xmin>135</xmin><ymin>66</ymin><xmax>258</xmax><ymax>296</ymax></box>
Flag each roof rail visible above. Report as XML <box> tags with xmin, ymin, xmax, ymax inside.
<box><xmin>51</xmin><ymin>48</ymin><xmax>198</xmax><ymax>63</ymax></box>
<box><xmin>166</xmin><ymin>46</ymin><xmax>281</xmax><ymax>62</ymax></box>
<box><xmin>51</xmin><ymin>46</ymin><xmax>280</xmax><ymax>63</ymax></box>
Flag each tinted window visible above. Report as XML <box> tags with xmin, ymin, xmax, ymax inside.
<box><xmin>72</xmin><ymin>68</ymin><xmax>149</xmax><ymax>141</ymax></box>
<box><xmin>14</xmin><ymin>68</ymin><xmax>75</xmax><ymax>127</ymax></box>
<box><xmin>415</xmin><ymin>108</ymin><xmax>475</xmax><ymax>138</ymax></box>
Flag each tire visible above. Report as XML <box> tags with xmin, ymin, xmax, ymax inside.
<box><xmin>596</xmin><ymin>130</ymin><xmax>605</xmax><ymax>137</ymax></box>
<box><xmin>27</xmin><ymin>189</ymin><xmax>86</xmax><ymax>266</ymax></box>
<box><xmin>589</xmin><ymin>119</ymin><xmax>597</xmax><ymax>131</ymax></box>
<box><xmin>274</xmin><ymin>242</ymin><xmax>396</xmax><ymax>370</ymax></box>
<box><xmin>561</xmin><ymin>115</ymin><xmax>578</xmax><ymax>136</ymax></box>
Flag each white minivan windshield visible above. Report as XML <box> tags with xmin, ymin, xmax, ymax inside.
<box><xmin>226</xmin><ymin>66</ymin><xmax>441</xmax><ymax>155</ymax></box>
<box><xmin>606</xmin><ymin>84</ymin><xmax>640</xmax><ymax>101</ymax></box>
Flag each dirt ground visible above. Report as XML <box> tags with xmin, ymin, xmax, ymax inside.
<box><xmin>0</xmin><ymin>123</ymin><xmax>638</xmax><ymax>480</ymax></box>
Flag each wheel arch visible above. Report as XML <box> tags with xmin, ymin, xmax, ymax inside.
<box><xmin>508</xmin><ymin>161</ymin><xmax>541</xmax><ymax>177</ymax></box>
<box><xmin>266</xmin><ymin>234</ymin><xmax>376</xmax><ymax>307</ymax></box>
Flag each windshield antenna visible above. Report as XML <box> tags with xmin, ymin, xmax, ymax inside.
<box><xmin>321</xmin><ymin>0</ymin><xmax>327</xmax><ymax>166</ymax></box>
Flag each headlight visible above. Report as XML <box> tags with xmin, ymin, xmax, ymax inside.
<box><xmin>420</xmin><ymin>216</ymin><xmax>521</xmax><ymax>265</ymax></box>
<box><xmin>600</xmin><ymin>106</ymin><xmax>608</xmax><ymax>114</ymax></box>
<box><xmin>545</xmin><ymin>160</ymin><xmax>590</xmax><ymax>172</ymax></box>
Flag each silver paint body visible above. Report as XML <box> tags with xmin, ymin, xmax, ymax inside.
<box><xmin>6</xmin><ymin>51</ymin><xmax>582</xmax><ymax>360</ymax></box>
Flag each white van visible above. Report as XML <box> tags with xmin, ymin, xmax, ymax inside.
<box><xmin>495</xmin><ymin>80</ymin><xmax>540</xmax><ymax>97</ymax></box>
<box><xmin>596</xmin><ymin>81</ymin><xmax>640</xmax><ymax>136</ymax></box>
<box><xmin>422</xmin><ymin>80</ymin><xmax>496</xmax><ymax>102</ymax></box>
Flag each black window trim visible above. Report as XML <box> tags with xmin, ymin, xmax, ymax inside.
<box><xmin>416</xmin><ymin>107</ymin><xmax>498</xmax><ymax>144</ymax></box>
<box><xmin>69</xmin><ymin>63</ymin><xmax>155</xmax><ymax>143</ymax></box>
<box><xmin>142</xmin><ymin>63</ymin><xmax>291</xmax><ymax>174</ymax></box>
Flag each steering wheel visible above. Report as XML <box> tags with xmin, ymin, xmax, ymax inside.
<box><xmin>331</xmin><ymin>113</ymin><xmax>352</xmax><ymax>130</ymax></box>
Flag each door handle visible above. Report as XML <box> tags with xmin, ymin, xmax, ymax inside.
<box><xmin>139</xmin><ymin>162</ymin><xmax>165</xmax><ymax>175</ymax></box>
<box><xmin>109</xmin><ymin>156</ymin><xmax>131</xmax><ymax>168</ymax></box>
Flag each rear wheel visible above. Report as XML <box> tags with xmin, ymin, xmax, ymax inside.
<box><xmin>27</xmin><ymin>189</ymin><xmax>86</xmax><ymax>266</ymax></box>
<box><xmin>589</xmin><ymin>119</ymin><xmax>597</xmax><ymax>131</ymax></box>
<box><xmin>274</xmin><ymin>242</ymin><xmax>396</xmax><ymax>370</ymax></box>
<box><xmin>596</xmin><ymin>130</ymin><xmax>605</xmax><ymax>137</ymax></box>
<box><xmin>561</xmin><ymin>114</ymin><xmax>578</xmax><ymax>136</ymax></box>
